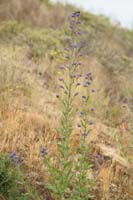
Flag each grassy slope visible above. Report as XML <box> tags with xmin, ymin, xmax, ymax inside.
<box><xmin>0</xmin><ymin>0</ymin><xmax>132</xmax><ymax>199</ymax></box>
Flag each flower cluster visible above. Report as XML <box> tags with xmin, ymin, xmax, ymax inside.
<box><xmin>45</xmin><ymin>11</ymin><xmax>95</xmax><ymax>200</ymax></box>
<box><xmin>56</xmin><ymin>11</ymin><xmax>85</xmax><ymax>101</ymax></box>
<box><xmin>40</xmin><ymin>147</ymin><xmax>48</xmax><ymax>157</ymax></box>
<box><xmin>9</xmin><ymin>152</ymin><xmax>21</xmax><ymax>165</ymax></box>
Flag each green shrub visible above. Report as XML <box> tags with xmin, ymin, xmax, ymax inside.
<box><xmin>0</xmin><ymin>153</ymin><xmax>40</xmax><ymax>200</ymax></box>
<box><xmin>0</xmin><ymin>153</ymin><xmax>22</xmax><ymax>199</ymax></box>
<box><xmin>0</xmin><ymin>21</ymin><xmax>26</xmax><ymax>42</ymax></box>
<box><xmin>25</xmin><ymin>28</ymin><xmax>63</xmax><ymax>60</ymax></box>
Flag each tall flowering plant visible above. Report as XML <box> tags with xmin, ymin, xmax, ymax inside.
<box><xmin>42</xmin><ymin>11</ymin><xmax>94</xmax><ymax>200</ymax></box>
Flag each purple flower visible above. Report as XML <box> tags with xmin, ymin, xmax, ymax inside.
<box><xmin>40</xmin><ymin>147</ymin><xmax>48</xmax><ymax>157</ymax></box>
<box><xmin>69</xmin><ymin>25</ymin><xmax>73</xmax><ymax>29</ymax></box>
<box><xmin>73</xmin><ymin>61</ymin><xmax>80</xmax><ymax>65</ymax></box>
<box><xmin>10</xmin><ymin>152</ymin><xmax>16</xmax><ymax>158</ymax></box>
<box><xmin>86</xmin><ymin>81</ymin><xmax>91</xmax><ymax>85</ymax></box>
<box><xmin>96</xmin><ymin>153</ymin><xmax>103</xmax><ymax>165</ymax></box>
<box><xmin>77</xmin><ymin>31</ymin><xmax>83</xmax><ymax>35</ymax></box>
<box><xmin>91</xmin><ymin>89</ymin><xmax>96</xmax><ymax>93</ymax></box>
<box><xmin>64</xmin><ymin>48</ymin><xmax>69</xmax><ymax>51</ymax></box>
<box><xmin>58</xmin><ymin>78</ymin><xmax>64</xmax><ymax>81</ymax></box>
<box><xmin>75</xmin><ymin>11</ymin><xmax>80</xmax><ymax>17</ymax></box>
<box><xmin>77</xmin><ymin>124</ymin><xmax>81</xmax><ymax>128</ymax></box>
<box><xmin>79</xmin><ymin>112</ymin><xmax>84</xmax><ymax>116</ymax></box>
<box><xmin>79</xmin><ymin>40</ymin><xmax>84</xmax><ymax>46</ymax></box>
<box><xmin>77</xmin><ymin>20</ymin><xmax>82</xmax><ymax>24</ymax></box>
<box><xmin>86</xmin><ymin>72</ymin><xmax>92</xmax><ymax>77</ymax></box>
<box><xmin>71</xmin><ymin>11</ymin><xmax>80</xmax><ymax>18</ymax></box>
<box><xmin>73</xmin><ymin>44</ymin><xmax>78</xmax><ymax>48</ymax></box>
<box><xmin>71</xmin><ymin>13</ymin><xmax>76</xmax><ymax>18</ymax></box>
<box><xmin>82</xmin><ymin>96</ymin><xmax>86</xmax><ymax>99</ymax></box>
<box><xmin>74</xmin><ymin>92</ymin><xmax>79</xmax><ymax>97</ymax></box>
<box><xmin>9</xmin><ymin>152</ymin><xmax>21</xmax><ymax>165</ymax></box>
<box><xmin>59</xmin><ymin>85</ymin><xmax>64</xmax><ymax>89</ymax></box>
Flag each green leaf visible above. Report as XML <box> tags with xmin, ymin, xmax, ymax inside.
<box><xmin>47</xmin><ymin>183</ymin><xmax>58</xmax><ymax>193</ymax></box>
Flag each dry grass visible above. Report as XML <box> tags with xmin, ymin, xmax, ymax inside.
<box><xmin>0</xmin><ymin>1</ymin><xmax>132</xmax><ymax>199</ymax></box>
<box><xmin>0</xmin><ymin>97</ymin><xmax>132</xmax><ymax>199</ymax></box>
<box><xmin>0</xmin><ymin>0</ymin><xmax>70</xmax><ymax>28</ymax></box>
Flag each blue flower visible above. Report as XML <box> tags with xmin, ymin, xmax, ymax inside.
<box><xmin>71</xmin><ymin>11</ymin><xmax>80</xmax><ymax>18</ymax></box>
<box><xmin>86</xmin><ymin>81</ymin><xmax>91</xmax><ymax>85</ymax></box>
<box><xmin>9</xmin><ymin>152</ymin><xmax>21</xmax><ymax>165</ymax></box>
<box><xmin>64</xmin><ymin>48</ymin><xmax>69</xmax><ymax>51</ymax></box>
<box><xmin>40</xmin><ymin>147</ymin><xmax>48</xmax><ymax>157</ymax></box>
<box><xmin>77</xmin><ymin>124</ymin><xmax>81</xmax><ymax>128</ymax></box>
<box><xmin>73</xmin><ymin>44</ymin><xmax>78</xmax><ymax>48</ymax></box>
<box><xmin>79</xmin><ymin>112</ymin><xmax>84</xmax><ymax>116</ymax></box>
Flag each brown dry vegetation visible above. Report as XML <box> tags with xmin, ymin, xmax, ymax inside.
<box><xmin>0</xmin><ymin>0</ymin><xmax>133</xmax><ymax>199</ymax></box>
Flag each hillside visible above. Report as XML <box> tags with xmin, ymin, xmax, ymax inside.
<box><xmin>0</xmin><ymin>1</ymin><xmax>132</xmax><ymax>200</ymax></box>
